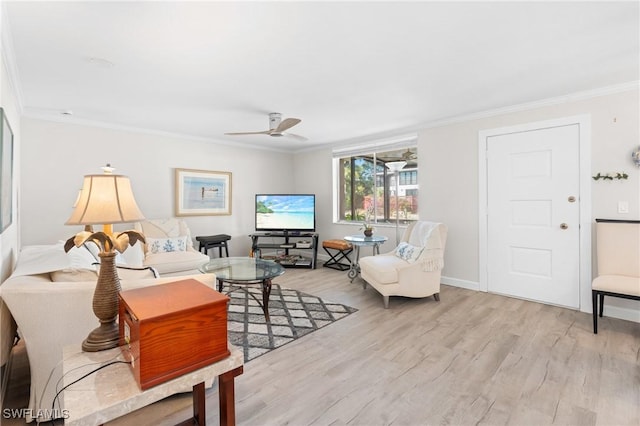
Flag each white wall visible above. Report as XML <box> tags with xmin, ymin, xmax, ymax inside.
<box><xmin>20</xmin><ymin>119</ymin><xmax>295</xmax><ymax>257</ymax></box>
<box><xmin>0</xmin><ymin>11</ymin><xmax>21</xmax><ymax>366</ymax></box>
<box><xmin>293</xmin><ymin>88</ymin><xmax>640</xmax><ymax>320</ymax></box>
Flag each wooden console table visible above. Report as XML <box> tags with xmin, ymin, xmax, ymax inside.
<box><xmin>63</xmin><ymin>343</ymin><xmax>243</xmax><ymax>425</ymax></box>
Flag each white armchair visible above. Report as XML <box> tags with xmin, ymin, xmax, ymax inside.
<box><xmin>360</xmin><ymin>221</ymin><xmax>447</xmax><ymax>308</ymax></box>
<box><xmin>133</xmin><ymin>218</ymin><xmax>210</xmax><ymax>276</ymax></box>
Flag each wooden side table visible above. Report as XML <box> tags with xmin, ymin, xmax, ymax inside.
<box><xmin>63</xmin><ymin>343</ymin><xmax>243</xmax><ymax>425</ymax></box>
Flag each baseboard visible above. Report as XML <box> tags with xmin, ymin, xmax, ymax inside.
<box><xmin>441</xmin><ymin>276</ymin><xmax>479</xmax><ymax>291</ymax></box>
<box><xmin>602</xmin><ymin>305</ymin><xmax>640</xmax><ymax>324</ymax></box>
<box><xmin>441</xmin><ymin>276</ymin><xmax>640</xmax><ymax>324</ymax></box>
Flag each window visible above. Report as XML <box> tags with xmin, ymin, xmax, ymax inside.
<box><xmin>333</xmin><ymin>140</ymin><xmax>419</xmax><ymax>225</ymax></box>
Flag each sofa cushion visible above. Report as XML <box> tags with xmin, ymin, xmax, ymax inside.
<box><xmin>143</xmin><ymin>250</ymin><xmax>209</xmax><ymax>274</ymax></box>
<box><xmin>359</xmin><ymin>255</ymin><xmax>406</xmax><ymax>284</ymax></box>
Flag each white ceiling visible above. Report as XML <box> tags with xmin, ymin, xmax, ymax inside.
<box><xmin>4</xmin><ymin>1</ymin><xmax>639</xmax><ymax>152</ymax></box>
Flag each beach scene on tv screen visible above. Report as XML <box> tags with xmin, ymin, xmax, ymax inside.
<box><xmin>256</xmin><ymin>195</ymin><xmax>315</xmax><ymax>230</ymax></box>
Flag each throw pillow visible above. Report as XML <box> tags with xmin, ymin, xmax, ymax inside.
<box><xmin>146</xmin><ymin>236</ymin><xmax>188</xmax><ymax>254</ymax></box>
<box><xmin>66</xmin><ymin>243</ymin><xmax>99</xmax><ymax>270</ymax></box>
<box><xmin>11</xmin><ymin>243</ymin><xmax>71</xmax><ymax>277</ymax></box>
<box><xmin>395</xmin><ymin>242</ymin><xmax>424</xmax><ymax>263</ymax></box>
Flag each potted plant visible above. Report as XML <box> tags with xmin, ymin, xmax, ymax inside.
<box><xmin>360</xmin><ymin>206</ymin><xmax>375</xmax><ymax>237</ymax></box>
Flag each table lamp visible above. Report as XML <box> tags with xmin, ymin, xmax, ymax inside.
<box><xmin>386</xmin><ymin>161</ymin><xmax>407</xmax><ymax>246</ymax></box>
<box><xmin>65</xmin><ymin>165</ymin><xmax>146</xmax><ymax>351</ymax></box>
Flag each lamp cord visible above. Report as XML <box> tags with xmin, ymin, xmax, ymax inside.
<box><xmin>48</xmin><ymin>360</ymin><xmax>132</xmax><ymax>426</ymax></box>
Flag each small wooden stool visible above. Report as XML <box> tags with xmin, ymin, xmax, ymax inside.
<box><xmin>322</xmin><ymin>239</ymin><xmax>353</xmax><ymax>271</ymax></box>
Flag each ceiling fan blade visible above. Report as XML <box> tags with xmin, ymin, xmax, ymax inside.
<box><xmin>224</xmin><ymin>130</ymin><xmax>271</xmax><ymax>136</ymax></box>
<box><xmin>286</xmin><ymin>133</ymin><xmax>308</xmax><ymax>141</ymax></box>
<box><xmin>274</xmin><ymin>118</ymin><xmax>301</xmax><ymax>133</ymax></box>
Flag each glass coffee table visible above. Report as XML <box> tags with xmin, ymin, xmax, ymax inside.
<box><xmin>200</xmin><ymin>257</ymin><xmax>285</xmax><ymax>321</ymax></box>
<box><xmin>343</xmin><ymin>235</ymin><xmax>388</xmax><ymax>282</ymax></box>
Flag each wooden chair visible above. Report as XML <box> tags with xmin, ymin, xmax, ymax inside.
<box><xmin>592</xmin><ymin>219</ymin><xmax>640</xmax><ymax>334</ymax></box>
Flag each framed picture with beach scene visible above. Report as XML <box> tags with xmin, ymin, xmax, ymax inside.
<box><xmin>175</xmin><ymin>168</ymin><xmax>232</xmax><ymax>216</ymax></box>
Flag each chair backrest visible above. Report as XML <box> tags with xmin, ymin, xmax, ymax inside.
<box><xmin>596</xmin><ymin>221</ymin><xmax>640</xmax><ymax>277</ymax></box>
<box><xmin>402</xmin><ymin>221</ymin><xmax>448</xmax><ymax>251</ymax></box>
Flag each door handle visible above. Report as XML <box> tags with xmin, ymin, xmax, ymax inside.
<box><xmin>560</xmin><ymin>223</ymin><xmax>568</xmax><ymax>230</ymax></box>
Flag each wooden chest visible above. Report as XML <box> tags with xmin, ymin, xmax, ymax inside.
<box><xmin>118</xmin><ymin>278</ymin><xmax>229</xmax><ymax>390</ymax></box>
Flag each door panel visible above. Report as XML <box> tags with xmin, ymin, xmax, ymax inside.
<box><xmin>487</xmin><ymin>124</ymin><xmax>580</xmax><ymax>308</ymax></box>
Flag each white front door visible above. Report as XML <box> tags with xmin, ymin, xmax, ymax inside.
<box><xmin>486</xmin><ymin>124</ymin><xmax>580</xmax><ymax>308</ymax></box>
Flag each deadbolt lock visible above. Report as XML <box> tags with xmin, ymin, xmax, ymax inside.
<box><xmin>568</xmin><ymin>196</ymin><xmax>576</xmax><ymax>203</ymax></box>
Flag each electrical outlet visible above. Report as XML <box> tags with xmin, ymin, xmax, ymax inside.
<box><xmin>618</xmin><ymin>201</ymin><xmax>629</xmax><ymax>214</ymax></box>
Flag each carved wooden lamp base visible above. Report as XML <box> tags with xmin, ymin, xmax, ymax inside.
<box><xmin>83</xmin><ymin>251</ymin><xmax>121</xmax><ymax>352</ymax></box>
<box><xmin>82</xmin><ymin>322</ymin><xmax>120</xmax><ymax>352</ymax></box>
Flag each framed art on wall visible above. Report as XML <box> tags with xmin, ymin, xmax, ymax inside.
<box><xmin>175</xmin><ymin>168</ymin><xmax>232</xmax><ymax>216</ymax></box>
<box><xmin>0</xmin><ymin>108</ymin><xmax>14</xmax><ymax>233</ymax></box>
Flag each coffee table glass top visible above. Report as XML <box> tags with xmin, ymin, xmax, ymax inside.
<box><xmin>200</xmin><ymin>256</ymin><xmax>285</xmax><ymax>282</ymax></box>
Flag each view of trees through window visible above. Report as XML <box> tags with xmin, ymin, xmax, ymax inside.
<box><xmin>338</xmin><ymin>148</ymin><xmax>418</xmax><ymax>225</ymax></box>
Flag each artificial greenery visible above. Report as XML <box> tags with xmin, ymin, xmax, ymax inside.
<box><xmin>592</xmin><ymin>172</ymin><xmax>628</xmax><ymax>181</ymax></box>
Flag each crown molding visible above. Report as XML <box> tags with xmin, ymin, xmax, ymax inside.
<box><xmin>316</xmin><ymin>80</ymin><xmax>640</xmax><ymax>155</ymax></box>
<box><xmin>422</xmin><ymin>80</ymin><xmax>640</xmax><ymax>130</ymax></box>
<box><xmin>22</xmin><ymin>110</ymin><xmax>294</xmax><ymax>154</ymax></box>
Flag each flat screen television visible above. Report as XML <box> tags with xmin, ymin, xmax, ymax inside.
<box><xmin>255</xmin><ymin>194</ymin><xmax>316</xmax><ymax>232</ymax></box>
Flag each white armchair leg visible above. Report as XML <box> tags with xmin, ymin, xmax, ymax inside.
<box><xmin>434</xmin><ymin>293</ymin><xmax>440</xmax><ymax>301</ymax></box>
<box><xmin>383</xmin><ymin>295</ymin><xmax>389</xmax><ymax>309</ymax></box>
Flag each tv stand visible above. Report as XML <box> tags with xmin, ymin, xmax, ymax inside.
<box><xmin>250</xmin><ymin>232</ymin><xmax>319</xmax><ymax>269</ymax></box>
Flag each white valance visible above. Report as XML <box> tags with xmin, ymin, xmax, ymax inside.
<box><xmin>332</xmin><ymin>133</ymin><xmax>417</xmax><ymax>158</ymax></box>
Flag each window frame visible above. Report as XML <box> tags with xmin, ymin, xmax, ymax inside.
<box><xmin>332</xmin><ymin>137</ymin><xmax>418</xmax><ymax>227</ymax></box>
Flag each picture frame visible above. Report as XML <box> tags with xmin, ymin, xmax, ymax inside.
<box><xmin>175</xmin><ymin>168</ymin><xmax>232</xmax><ymax>216</ymax></box>
<box><xmin>0</xmin><ymin>108</ymin><xmax>14</xmax><ymax>233</ymax></box>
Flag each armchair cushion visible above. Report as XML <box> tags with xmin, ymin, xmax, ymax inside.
<box><xmin>361</xmin><ymin>254</ymin><xmax>406</xmax><ymax>284</ymax></box>
<box><xmin>134</xmin><ymin>218</ymin><xmax>209</xmax><ymax>276</ymax></box>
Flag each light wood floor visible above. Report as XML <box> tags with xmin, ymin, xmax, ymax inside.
<box><xmin>3</xmin><ymin>267</ymin><xmax>639</xmax><ymax>425</ymax></box>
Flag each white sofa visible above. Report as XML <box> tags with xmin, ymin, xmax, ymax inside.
<box><xmin>0</xmin><ymin>241</ymin><xmax>216</xmax><ymax>422</ymax></box>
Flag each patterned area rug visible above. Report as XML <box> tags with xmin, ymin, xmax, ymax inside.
<box><xmin>226</xmin><ymin>283</ymin><xmax>357</xmax><ymax>362</ymax></box>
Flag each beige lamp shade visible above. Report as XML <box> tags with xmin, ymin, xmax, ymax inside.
<box><xmin>66</xmin><ymin>174</ymin><xmax>145</xmax><ymax>225</ymax></box>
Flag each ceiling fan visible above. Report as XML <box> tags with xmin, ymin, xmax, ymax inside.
<box><xmin>400</xmin><ymin>148</ymin><xmax>417</xmax><ymax>160</ymax></box>
<box><xmin>225</xmin><ymin>113</ymin><xmax>307</xmax><ymax>141</ymax></box>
